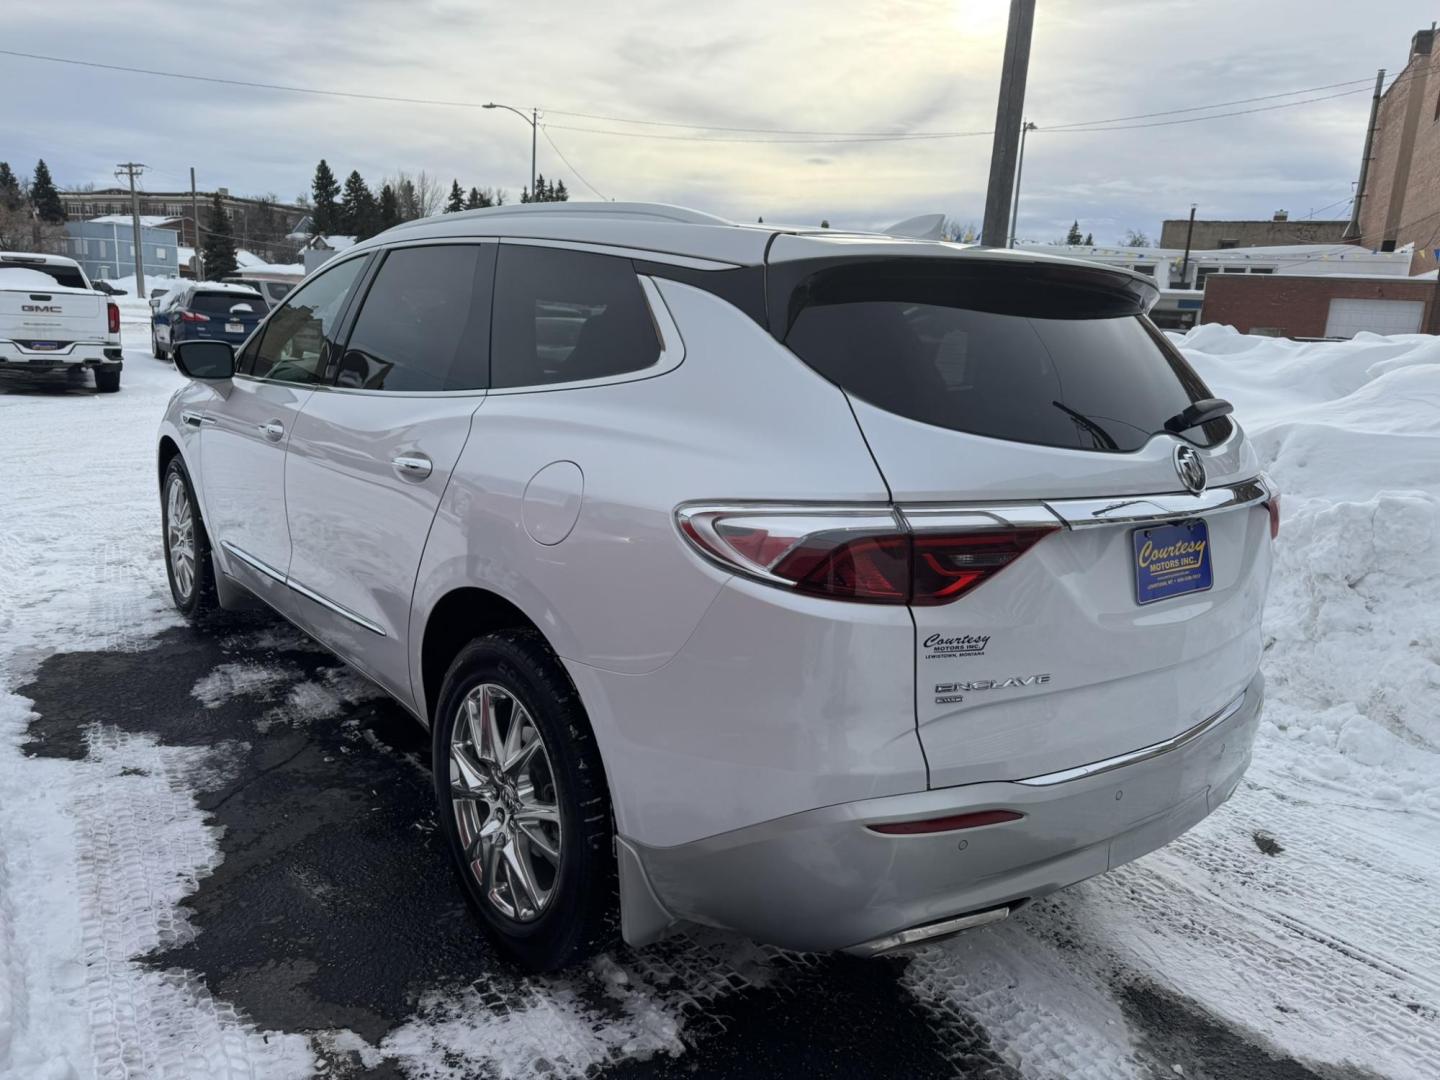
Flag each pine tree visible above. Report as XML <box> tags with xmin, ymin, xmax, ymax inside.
<box><xmin>201</xmin><ymin>192</ymin><xmax>238</xmax><ymax>279</ymax></box>
<box><xmin>519</xmin><ymin>185</ymin><xmax>531</xmax><ymax>204</ymax></box>
<box><xmin>445</xmin><ymin>180</ymin><xmax>465</xmax><ymax>213</ymax></box>
<box><xmin>1064</xmin><ymin>220</ymin><xmax>1083</xmax><ymax>245</ymax></box>
<box><xmin>552</xmin><ymin>179</ymin><xmax>568</xmax><ymax>202</ymax></box>
<box><xmin>1082</xmin><ymin>232</ymin><xmax>1093</xmax><ymax>245</ymax></box>
<box><xmin>378</xmin><ymin>183</ymin><xmax>400</xmax><ymax>231</ymax></box>
<box><xmin>310</xmin><ymin>159</ymin><xmax>340</xmax><ymax>235</ymax></box>
<box><xmin>30</xmin><ymin>159</ymin><xmax>65</xmax><ymax>223</ymax></box>
<box><xmin>339</xmin><ymin>170</ymin><xmax>377</xmax><ymax>238</ymax></box>
<box><xmin>0</xmin><ymin>162</ymin><xmax>22</xmax><ymax>211</ymax></box>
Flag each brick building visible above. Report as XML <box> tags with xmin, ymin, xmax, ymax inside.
<box><xmin>1349</xmin><ymin>28</ymin><xmax>1440</xmax><ymax>273</ymax></box>
<box><xmin>1157</xmin><ymin>213</ymin><xmax>1348</xmax><ymax>250</ymax></box>
<box><xmin>56</xmin><ymin>189</ymin><xmax>305</xmax><ymax>263</ymax></box>
<box><xmin>1201</xmin><ymin>274</ymin><xmax>1440</xmax><ymax>338</ymax></box>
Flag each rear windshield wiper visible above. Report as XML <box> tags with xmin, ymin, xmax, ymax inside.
<box><xmin>1165</xmin><ymin>397</ymin><xmax>1233</xmax><ymax>433</ymax></box>
<box><xmin>1051</xmin><ymin>401</ymin><xmax>1119</xmax><ymax>450</ymax></box>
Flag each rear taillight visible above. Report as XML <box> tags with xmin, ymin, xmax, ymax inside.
<box><xmin>106</xmin><ymin>302</ymin><xmax>120</xmax><ymax>334</ymax></box>
<box><xmin>179</xmin><ymin>310</ymin><xmax>209</xmax><ymax>323</ymax></box>
<box><xmin>677</xmin><ymin>505</ymin><xmax>1057</xmax><ymax>605</ymax></box>
<box><xmin>1265</xmin><ymin>494</ymin><xmax>1281</xmax><ymax>540</ymax></box>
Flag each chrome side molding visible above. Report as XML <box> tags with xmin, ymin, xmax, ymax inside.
<box><xmin>1015</xmin><ymin>690</ymin><xmax>1249</xmax><ymax>787</ymax></box>
<box><xmin>221</xmin><ymin>541</ymin><xmax>386</xmax><ymax>637</ymax></box>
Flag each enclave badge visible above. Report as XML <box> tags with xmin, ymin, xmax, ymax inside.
<box><xmin>1173</xmin><ymin>444</ymin><xmax>1207</xmax><ymax>495</ymax></box>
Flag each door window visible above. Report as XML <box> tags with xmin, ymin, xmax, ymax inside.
<box><xmin>246</xmin><ymin>256</ymin><xmax>367</xmax><ymax>383</ymax></box>
<box><xmin>336</xmin><ymin>244</ymin><xmax>494</xmax><ymax>391</ymax></box>
<box><xmin>491</xmin><ymin>245</ymin><xmax>661</xmax><ymax>388</ymax></box>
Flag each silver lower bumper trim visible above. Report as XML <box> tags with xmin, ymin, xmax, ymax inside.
<box><xmin>1015</xmin><ymin>690</ymin><xmax>1250</xmax><ymax>787</ymax></box>
<box><xmin>845</xmin><ymin>905</ymin><xmax>1012</xmax><ymax>957</ymax></box>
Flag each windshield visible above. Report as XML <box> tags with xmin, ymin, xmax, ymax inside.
<box><xmin>191</xmin><ymin>291</ymin><xmax>264</xmax><ymax>317</ymax></box>
<box><xmin>0</xmin><ymin>263</ymin><xmax>88</xmax><ymax>290</ymax></box>
<box><xmin>779</xmin><ymin>259</ymin><xmax>1231</xmax><ymax>452</ymax></box>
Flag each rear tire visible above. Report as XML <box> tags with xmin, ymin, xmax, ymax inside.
<box><xmin>433</xmin><ymin>631</ymin><xmax>618</xmax><ymax>972</ymax></box>
<box><xmin>152</xmin><ymin>328</ymin><xmax>164</xmax><ymax>360</ymax></box>
<box><xmin>162</xmin><ymin>456</ymin><xmax>217</xmax><ymax>619</ymax></box>
<box><xmin>94</xmin><ymin>368</ymin><xmax>121</xmax><ymax>393</ymax></box>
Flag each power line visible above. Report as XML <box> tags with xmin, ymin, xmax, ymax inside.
<box><xmin>537</xmin><ymin>126</ymin><xmax>609</xmax><ymax>200</ymax></box>
<box><xmin>1042</xmin><ymin>86</ymin><xmax>1373</xmax><ymax>133</ymax></box>
<box><xmin>0</xmin><ymin>46</ymin><xmax>1403</xmax><ymax>144</ymax></box>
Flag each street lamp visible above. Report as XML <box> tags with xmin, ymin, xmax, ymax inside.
<box><xmin>1008</xmin><ymin>120</ymin><xmax>1037</xmax><ymax>248</ymax></box>
<box><xmin>483</xmin><ymin>103</ymin><xmax>538</xmax><ymax>199</ymax></box>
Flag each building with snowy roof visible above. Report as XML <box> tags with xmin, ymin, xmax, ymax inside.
<box><xmin>62</xmin><ymin>217</ymin><xmax>180</xmax><ymax>283</ymax></box>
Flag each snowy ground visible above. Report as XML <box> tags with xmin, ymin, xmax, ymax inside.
<box><xmin>0</xmin><ymin>312</ymin><xmax>1436</xmax><ymax>1079</ymax></box>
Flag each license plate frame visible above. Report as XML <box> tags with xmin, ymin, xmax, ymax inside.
<box><xmin>1132</xmin><ymin>518</ymin><xmax>1213</xmax><ymax>605</ymax></box>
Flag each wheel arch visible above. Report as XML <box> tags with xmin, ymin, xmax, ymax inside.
<box><xmin>157</xmin><ymin>434</ymin><xmax>182</xmax><ymax>492</ymax></box>
<box><xmin>419</xmin><ymin>587</ymin><xmax>555</xmax><ymax>727</ymax></box>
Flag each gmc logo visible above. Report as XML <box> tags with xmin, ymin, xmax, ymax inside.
<box><xmin>21</xmin><ymin>304</ymin><xmax>61</xmax><ymax>314</ymax></box>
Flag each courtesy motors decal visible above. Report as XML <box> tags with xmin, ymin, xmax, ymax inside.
<box><xmin>934</xmin><ymin>673</ymin><xmax>1051</xmax><ymax>705</ymax></box>
<box><xmin>922</xmin><ymin>633</ymin><xmax>990</xmax><ymax>660</ymax></box>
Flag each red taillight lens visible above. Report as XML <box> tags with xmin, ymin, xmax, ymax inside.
<box><xmin>1265</xmin><ymin>494</ymin><xmax>1281</xmax><ymax>540</ymax></box>
<box><xmin>677</xmin><ymin>506</ymin><xmax>1057</xmax><ymax>605</ymax></box>
<box><xmin>911</xmin><ymin>528</ymin><xmax>1056</xmax><ymax>605</ymax></box>
<box><xmin>179</xmin><ymin>310</ymin><xmax>209</xmax><ymax>323</ymax></box>
<box><xmin>868</xmin><ymin>810</ymin><xmax>1024</xmax><ymax>835</ymax></box>
<box><xmin>106</xmin><ymin>301</ymin><xmax>120</xmax><ymax>334</ymax></box>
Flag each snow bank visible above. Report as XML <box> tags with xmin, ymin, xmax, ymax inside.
<box><xmin>1179</xmin><ymin>324</ymin><xmax>1440</xmax><ymax>811</ymax></box>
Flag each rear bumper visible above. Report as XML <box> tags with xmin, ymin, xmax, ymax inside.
<box><xmin>628</xmin><ymin>672</ymin><xmax>1262</xmax><ymax>953</ymax></box>
<box><xmin>0</xmin><ymin>341</ymin><xmax>122</xmax><ymax>372</ymax></box>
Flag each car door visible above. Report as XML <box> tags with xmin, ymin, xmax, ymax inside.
<box><xmin>199</xmin><ymin>255</ymin><xmax>369</xmax><ymax>603</ymax></box>
<box><xmin>282</xmin><ymin>241</ymin><xmax>496</xmax><ymax>708</ymax></box>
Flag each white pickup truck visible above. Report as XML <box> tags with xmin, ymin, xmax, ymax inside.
<box><xmin>0</xmin><ymin>252</ymin><xmax>124</xmax><ymax>392</ymax></box>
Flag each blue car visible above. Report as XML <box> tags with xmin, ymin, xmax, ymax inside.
<box><xmin>152</xmin><ymin>285</ymin><xmax>266</xmax><ymax>360</ymax></box>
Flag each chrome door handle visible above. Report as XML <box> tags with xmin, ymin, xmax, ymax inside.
<box><xmin>391</xmin><ymin>453</ymin><xmax>433</xmax><ymax>480</ymax></box>
<box><xmin>258</xmin><ymin>420</ymin><xmax>285</xmax><ymax>441</ymax></box>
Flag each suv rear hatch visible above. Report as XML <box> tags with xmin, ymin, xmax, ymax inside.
<box><xmin>0</xmin><ymin>259</ymin><xmax>106</xmax><ymax>349</ymax></box>
<box><xmin>769</xmin><ymin>240</ymin><xmax>1273</xmax><ymax>787</ymax></box>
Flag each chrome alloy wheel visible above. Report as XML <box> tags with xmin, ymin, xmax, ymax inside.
<box><xmin>165</xmin><ymin>475</ymin><xmax>196</xmax><ymax>601</ymax></box>
<box><xmin>449</xmin><ymin>683</ymin><xmax>563</xmax><ymax>922</ymax></box>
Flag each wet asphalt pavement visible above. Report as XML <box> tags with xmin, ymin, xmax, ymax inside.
<box><xmin>17</xmin><ymin>613</ymin><xmax>1369</xmax><ymax>1079</ymax></box>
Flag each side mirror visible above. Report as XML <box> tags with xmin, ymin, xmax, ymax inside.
<box><xmin>172</xmin><ymin>340</ymin><xmax>235</xmax><ymax>380</ymax></box>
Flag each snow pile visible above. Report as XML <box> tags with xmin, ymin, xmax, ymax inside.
<box><xmin>1181</xmin><ymin>324</ymin><xmax>1440</xmax><ymax>811</ymax></box>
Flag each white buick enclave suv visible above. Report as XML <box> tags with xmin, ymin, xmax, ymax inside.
<box><xmin>157</xmin><ymin>203</ymin><xmax>1275</xmax><ymax>971</ymax></box>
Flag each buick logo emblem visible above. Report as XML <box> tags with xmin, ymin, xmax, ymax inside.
<box><xmin>1174</xmin><ymin>444</ymin><xmax>1207</xmax><ymax>494</ymax></box>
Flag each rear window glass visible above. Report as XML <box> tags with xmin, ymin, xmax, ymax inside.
<box><xmin>781</xmin><ymin>260</ymin><xmax>1230</xmax><ymax>452</ymax></box>
<box><xmin>192</xmin><ymin>291</ymin><xmax>264</xmax><ymax>316</ymax></box>
<box><xmin>0</xmin><ymin>263</ymin><xmax>87</xmax><ymax>289</ymax></box>
<box><xmin>491</xmin><ymin>246</ymin><xmax>660</xmax><ymax>388</ymax></box>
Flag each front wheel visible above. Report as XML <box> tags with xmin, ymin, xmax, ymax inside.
<box><xmin>433</xmin><ymin>632</ymin><xmax>618</xmax><ymax>971</ymax></box>
<box><xmin>162</xmin><ymin>456</ymin><xmax>217</xmax><ymax>618</ymax></box>
<box><xmin>152</xmin><ymin>328</ymin><xmax>165</xmax><ymax>360</ymax></box>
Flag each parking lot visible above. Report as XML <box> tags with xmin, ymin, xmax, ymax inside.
<box><xmin>1</xmin><ymin>317</ymin><xmax>1435</xmax><ymax>1080</ymax></box>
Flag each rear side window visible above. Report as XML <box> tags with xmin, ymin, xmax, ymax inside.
<box><xmin>191</xmin><ymin>291</ymin><xmax>263</xmax><ymax>316</ymax></box>
<box><xmin>337</xmin><ymin>244</ymin><xmax>494</xmax><ymax>391</ymax></box>
<box><xmin>781</xmin><ymin>260</ymin><xmax>1230</xmax><ymax>452</ymax></box>
<box><xmin>491</xmin><ymin>245</ymin><xmax>660</xmax><ymax>389</ymax></box>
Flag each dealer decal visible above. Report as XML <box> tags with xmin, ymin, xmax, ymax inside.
<box><xmin>922</xmin><ymin>633</ymin><xmax>990</xmax><ymax>660</ymax></box>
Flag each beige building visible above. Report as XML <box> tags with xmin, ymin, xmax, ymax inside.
<box><xmin>1349</xmin><ymin>28</ymin><xmax>1440</xmax><ymax>273</ymax></box>
<box><xmin>1158</xmin><ymin>213</ymin><xmax>1348</xmax><ymax>250</ymax></box>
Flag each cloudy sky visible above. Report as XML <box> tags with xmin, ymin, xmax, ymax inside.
<box><xmin>1</xmin><ymin>0</ymin><xmax>1434</xmax><ymax>243</ymax></box>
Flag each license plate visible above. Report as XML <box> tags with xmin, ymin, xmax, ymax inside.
<box><xmin>1133</xmin><ymin>519</ymin><xmax>1212</xmax><ymax>605</ymax></box>
<box><xmin>225</xmin><ymin>322</ymin><xmax>244</xmax><ymax>334</ymax></box>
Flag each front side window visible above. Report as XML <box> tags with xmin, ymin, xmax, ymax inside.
<box><xmin>246</xmin><ymin>257</ymin><xmax>367</xmax><ymax>383</ymax></box>
<box><xmin>491</xmin><ymin>245</ymin><xmax>661</xmax><ymax>389</ymax></box>
<box><xmin>337</xmin><ymin>244</ymin><xmax>493</xmax><ymax>391</ymax></box>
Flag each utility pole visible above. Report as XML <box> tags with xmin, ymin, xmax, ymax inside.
<box><xmin>1008</xmin><ymin>120</ymin><xmax>1037</xmax><ymax>247</ymax></box>
<box><xmin>1179</xmin><ymin>203</ymin><xmax>1197</xmax><ymax>288</ymax></box>
<box><xmin>1342</xmin><ymin>68</ymin><xmax>1386</xmax><ymax>243</ymax></box>
<box><xmin>190</xmin><ymin>166</ymin><xmax>204</xmax><ymax>280</ymax></box>
<box><xmin>531</xmin><ymin>108</ymin><xmax>538</xmax><ymax>198</ymax></box>
<box><xmin>115</xmin><ymin>162</ymin><xmax>146</xmax><ymax>296</ymax></box>
<box><xmin>981</xmin><ymin>0</ymin><xmax>1036</xmax><ymax>247</ymax></box>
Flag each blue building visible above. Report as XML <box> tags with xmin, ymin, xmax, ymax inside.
<box><xmin>62</xmin><ymin>216</ymin><xmax>182</xmax><ymax>283</ymax></box>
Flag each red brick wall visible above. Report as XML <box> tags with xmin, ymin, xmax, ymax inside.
<box><xmin>1200</xmin><ymin>275</ymin><xmax>1440</xmax><ymax>337</ymax></box>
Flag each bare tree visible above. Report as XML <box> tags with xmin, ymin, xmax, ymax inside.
<box><xmin>1122</xmin><ymin>228</ymin><xmax>1152</xmax><ymax>247</ymax></box>
<box><xmin>0</xmin><ymin>205</ymin><xmax>66</xmax><ymax>253</ymax></box>
<box><xmin>386</xmin><ymin>170</ymin><xmax>444</xmax><ymax>220</ymax></box>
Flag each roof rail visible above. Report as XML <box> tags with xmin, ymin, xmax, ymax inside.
<box><xmin>385</xmin><ymin>201</ymin><xmax>735</xmax><ymax>233</ymax></box>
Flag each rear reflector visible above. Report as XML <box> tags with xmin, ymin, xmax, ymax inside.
<box><xmin>1265</xmin><ymin>494</ymin><xmax>1281</xmax><ymax>540</ymax></box>
<box><xmin>677</xmin><ymin>504</ymin><xmax>1057</xmax><ymax>605</ymax></box>
<box><xmin>106</xmin><ymin>301</ymin><xmax>120</xmax><ymax>335</ymax></box>
<box><xmin>868</xmin><ymin>810</ymin><xmax>1024</xmax><ymax>835</ymax></box>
